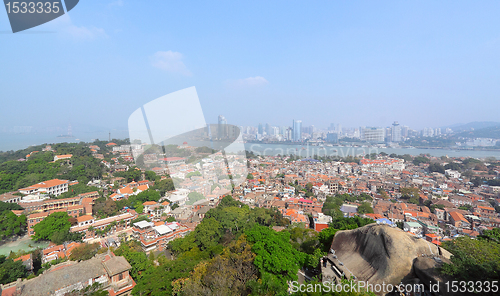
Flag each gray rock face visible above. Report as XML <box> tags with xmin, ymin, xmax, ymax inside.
<box><xmin>330</xmin><ymin>224</ymin><xmax>451</xmax><ymax>292</ymax></box>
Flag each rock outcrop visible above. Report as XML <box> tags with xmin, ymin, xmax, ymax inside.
<box><xmin>330</xmin><ymin>224</ymin><xmax>451</xmax><ymax>293</ymax></box>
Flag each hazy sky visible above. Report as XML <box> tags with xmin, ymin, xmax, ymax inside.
<box><xmin>1</xmin><ymin>0</ymin><xmax>500</xmax><ymax>133</ymax></box>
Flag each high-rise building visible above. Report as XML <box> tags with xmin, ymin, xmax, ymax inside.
<box><xmin>402</xmin><ymin>126</ymin><xmax>409</xmax><ymax>138</ymax></box>
<box><xmin>423</xmin><ymin>127</ymin><xmax>434</xmax><ymax>137</ymax></box>
<box><xmin>271</xmin><ymin>126</ymin><xmax>279</xmax><ymax>136</ymax></box>
<box><xmin>280</xmin><ymin>126</ymin><xmax>287</xmax><ymax>136</ymax></box>
<box><xmin>292</xmin><ymin>120</ymin><xmax>302</xmax><ymax>142</ymax></box>
<box><xmin>258</xmin><ymin>123</ymin><xmax>263</xmax><ymax>135</ymax></box>
<box><xmin>385</xmin><ymin>127</ymin><xmax>392</xmax><ymax>142</ymax></box>
<box><xmin>391</xmin><ymin>121</ymin><xmax>402</xmax><ymax>142</ymax></box>
<box><xmin>361</xmin><ymin>127</ymin><xmax>385</xmax><ymax>143</ymax></box>
<box><xmin>217</xmin><ymin>115</ymin><xmax>228</xmax><ymax>139</ymax></box>
<box><xmin>218</xmin><ymin>115</ymin><xmax>227</xmax><ymax>125</ymax></box>
<box><xmin>302</xmin><ymin>125</ymin><xmax>314</xmax><ymax>135</ymax></box>
<box><xmin>326</xmin><ymin>132</ymin><xmax>339</xmax><ymax>143</ymax></box>
<box><xmin>265</xmin><ymin>123</ymin><xmax>271</xmax><ymax>135</ymax></box>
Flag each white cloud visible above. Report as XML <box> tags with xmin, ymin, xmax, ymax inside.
<box><xmin>226</xmin><ymin>76</ymin><xmax>269</xmax><ymax>88</ymax></box>
<box><xmin>48</xmin><ymin>14</ymin><xmax>107</xmax><ymax>40</ymax></box>
<box><xmin>64</xmin><ymin>25</ymin><xmax>106</xmax><ymax>40</ymax></box>
<box><xmin>151</xmin><ymin>51</ymin><xmax>192</xmax><ymax>76</ymax></box>
<box><xmin>109</xmin><ymin>0</ymin><xmax>124</xmax><ymax>8</ymax></box>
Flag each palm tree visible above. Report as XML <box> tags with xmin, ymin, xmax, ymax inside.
<box><xmin>88</xmin><ymin>226</ymin><xmax>95</xmax><ymax>233</ymax></box>
<box><xmin>110</xmin><ymin>221</ymin><xmax>117</xmax><ymax>232</ymax></box>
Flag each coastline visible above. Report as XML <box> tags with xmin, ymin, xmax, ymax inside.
<box><xmin>244</xmin><ymin>140</ymin><xmax>500</xmax><ymax>152</ymax></box>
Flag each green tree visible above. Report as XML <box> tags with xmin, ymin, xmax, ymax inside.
<box><xmin>186</xmin><ymin>192</ymin><xmax>205</xmax><ymax>205</ymax></box>
<box><xmin>318</xmin><ymin>227</ymin><xmax>339</xmax><ymax>252</ymax></box>
<box><xmin>32</xmin><ymin>212</ymin><xmax>71</xmax><ymax>242</ymax></box>
<box><xmin>57</xmin><ymin>183</ymin><xmax>100</xmax><ymax>200</ymax></box>
<box><xmin>329</xmin><ymin>216</ymin><xmax>374</xmax><ymax>230</ymax></box>
<box><xmin>357</xmin><ymin>202</ymin><xmax>374</xmax><ymax>214</ymax></box>
<box><xmin>0</xmin><ymin>211</ymin><xmax>26</xmax><ymax>239</ymax></box>
<box><xmin>93</xmin><ymin>198</ymin><xmax>118</xmax><ymax>218</ymax></box>
<box><xmin>152</xmin><ymin>178</ymin><xmax>175</xmax><ymax>196</ymax></box>
<box><xmin>413</xmin><ymin>156</ymin><xmax>430</xmax><ymax>166</ymax></box>
<box><xmin>176</xmin><ymin>235</ymin><xmax>258</xmax><ymax>296</ymax></box>
<box><xmin>186</xmin><ymin>171</ymin><xmax>202</xmax><ymax>179</ymax></box>
<box><xmin>440</xmin><ymin>236</ymin><xmax>500</xmax><ymax>284</ymax></box>
<box><xmin>0</xmin><ymin>201</ymin><xmax>23</xmax><ymax>212</ymax></box>
<box><xmin>479</xmin><ymin>228</ymin><xmax>500</xmax><ymax>244</ymax></box>
<box><xmin>70</xmin><ymin>243</ymin><xmax>101</xmax><ymax>261</ymax></box>
<box><xmin>133</xmin><ymin>248</ymin><xmax>209</xmax><ymax>296</ymax></box>
<box><xmin>0</xmin><ymin>255</ymin><xmax>28</xmax><ymax>284</ymax></box>
<box><xmin>400</xmin><ymin>187</ymin><xmax>419</xmax><ymax>199</ymax></box>
<box><xmin>192</xmin><ymin>217</ymin><xmax>223</xmax><ymax>250</ymax></box>
<box><xmin>114</xmin><ymin>241</ymin><xmax>151</xmax><ymax>280</ymax></box>
<box><xmin>458</xmin><ymin>204</ymin><xmax>473</xmax><ymax>211</ymax></box>
<box><xmin>428</xmin><ymin>162</ymin><xmax>445</xmax><ymax>174</ymax></box>
<box><xmin>245</xmin><ymin>224</ymin><xmax>306</xmax><ymax>292</ymax></box>
<box><xmin>145</xmin><ymin>170</ymin><xmax>159</xmax><ymax>182</ymax></box>
<box><xmin>115</xmin><ymin>167</ymin><xmax>141</xmax><ymax>183</ymax></box>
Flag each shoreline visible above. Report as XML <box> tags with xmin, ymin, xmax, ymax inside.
<box><xmin>244</xmin><ymin>141</ymin><xmax>500</xmax><ymax>152</ymax></box>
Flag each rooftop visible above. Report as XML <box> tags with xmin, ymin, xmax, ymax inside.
<box><xmin>153</xmin><ymin>224</ymin><xmax>173</xmax><ymax>235</ymax></box>
<box><xmin>133</xmin><ymin>220</ymin><xmax>153</xmax><ymax>229</ymax></box>
<box><xmin>102</xmin><ymin>256</ymin><xmax>132</xmax><ymax>276</ymax></box>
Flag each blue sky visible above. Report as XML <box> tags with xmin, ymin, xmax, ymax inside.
<box><xmin>1</xmin><ymin>0</ymin><xmax>500</xmax><ymax>134</ymax></box>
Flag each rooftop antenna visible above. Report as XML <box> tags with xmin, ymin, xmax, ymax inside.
<box><xmin>109</xmin><ymin>132</ymin><xmax>111</xmax><ymax>142</ymax></box>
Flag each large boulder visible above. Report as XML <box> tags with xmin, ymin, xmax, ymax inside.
<box><xmin>330</xmin><ymin>224</ymin><xmax>451</xmax><ymax>290</ymax></box>
<box><xmin>413</xmin><ymin>256</ymin><xmax>456</xmax><ymax>296</ymax></box>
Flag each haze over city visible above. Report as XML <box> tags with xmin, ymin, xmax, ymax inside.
<box><xmin>1</xmin><ymin>0</ymin><xmax>500</xmax><ymax>136</ymax></box>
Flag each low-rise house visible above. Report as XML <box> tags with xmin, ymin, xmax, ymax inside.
<box><xmin>169</xmin><ymin>206</ymin><xmax>192</xmax><ymax>221</ymax></box>
<box><xmin>76</xmin><ymin>215</ymin><xmax>95</xmax><ymax>227</ymax></box>
<box><xmin>42</xmin><ymin>244</ymin><xmax>66</xmax><ymax>264</ymax></box>
<box><xmin>13</xmin><ymin>254</ymin><xmax>33</xmax><ymax>272</ymax></box>
<box><xmin>0</xmin><ymin>192</ymin><xmax>21</xmax><ymax>203</ymax></box>
<box><xmin>70</xmin><ymin>212</ymin><xmax>137</xmax><ymax>241</ymax></box>
<box><xmin>19</xmin><ymin>179</ymin><xmax>69</xmax><ymax>197</ymax></box>
<box><xmin>434</xmin><ymin>208</ymin><xmax>446</xmax><ymax>221</ymax></box>
<box><xmin>167</xmin><ymin>189</ymin><xmax>190</xmax><ymax>206</ymax></box>
<box><xmin>312</xmin><ymin>213</ymin><xmax>332</xmax><ymax>232</ymax></box>
<box><xmin>476</xmin><ymin>205</ymin><xmax>495</xmax><ymax>216</ymax></box>
<box><xmin>142</xmin><ymin>201</ymin><xmax>171</xmax><ymax>219</ymax></box>
<box><xmin>131</xmin><ymin>221</ymin><xmax>191</xmax><ymax>253</ymax></box>
<box><xmin>403</xmin><ymin>221</ymin><xmax>423</xmax><ymax>235</ymax></box>
<box><xmin>448</xmin><ymin>211</ymin><xmax>470</xmax><ymax>228</ymax></box>
<box><xmin>54</xmin><ymin>154</ymin><xmax>72</xmax><ymax>162</ymax></box>
<box><xmin>424</xmin><ymin>233</ymin><xmax>441</xmax><ymax>245</ymax></box>
<box><xmin>445</xmin><ymin>169</ymin><xmax>461</xmax><ymax>179</ymax></box>
<box><xmin>1</xmin><ymin>252</ymin><xmax>135</xmax><ymax>296</ymax></box>
<box><xmin>195</xmin><ymin>206</ymin><xmax>211</xmax><ymax>220</ymax></box>
<box><xmin>449</xmin><ymin>195</ymin><xmax>473</xmax><ymax>207</ymax></box>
